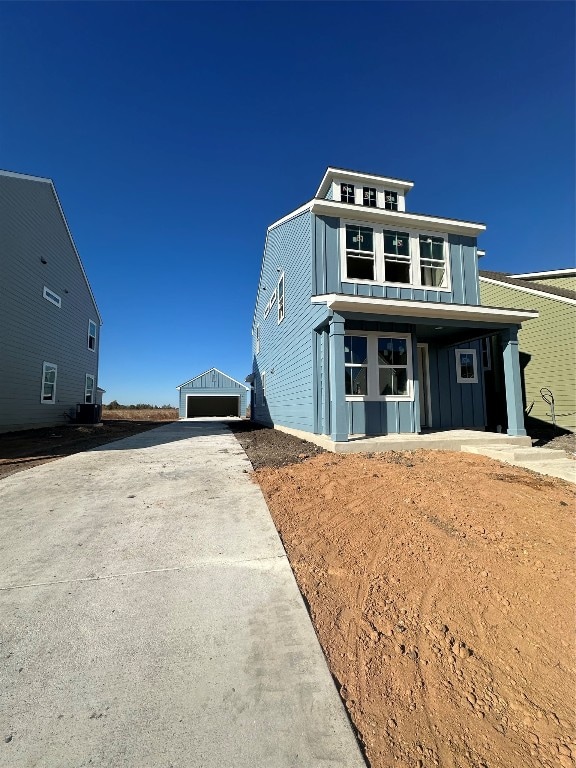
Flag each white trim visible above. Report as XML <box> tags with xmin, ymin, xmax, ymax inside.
<box><xmin>176</xmin><ymin>367</ymin><xmax>249</xmax><ymax>391</ymax></box>
<box><xmin>41</xmin><ymin>362</ymin><xmax>57</xmax><ymax>404</ymax></box>
<box><xmin>316</xmin><ymin>167</ymin><xmax>414</xmax><ymax>199</ymax></box>
<box><xmin>261</xmin><ymin>371</ymin><xmax>266</xmax><ymax>405</ymax></box>
<box><xmin>344</xmin><ymin>331</ymin><xmax>414</xmax><ymax>402</ymax></box>
<box><xmin>312</xmin><ymin>199</ymin><xmax>485</xmax><ymax>236</ymax></box>
<box><xmin>509</xmin><ymin>269</ymin><xmax>576</xmax><ymax>279</ymax></box>
<box><xmin>312</xmin><ymin>294</ymin><xmax>539</xmax><ymax>324</ymax></box>
<box><xmin>455</xmin><ymin>349</ymin><xmax>479</xmax><ymax>384</ymax></box>
<box><xmin>417</xmin><ymin>343</ymin><xmax>432</xmax><ymax>428</ymax></box>
<box><xmin>479</xmin><ymin>276</ymin><xmax>576</xmax><ymax>306</ymax></box>
<box><xmin>267</xmin><ymin>202</ymin><xmax>312</xmax><ymax>232</ymax></box>
<box><xmin>255</xmin><ymin>324</ymin><xmax>260</xmax><ymax>355</ymax></box>
<box><xmin>185</xmin><ymin>393</ymin><xmax>241</xmax><ymax>417</ymax></box>
<box><xmin>264</xmin><ymin>288</ymin><xmax>277</xmax><ymax>318</ymax></box>
<box><xmin>277</xmin><ymin>272</ymin><xmax>285</xmax><ymax>324</ymax></box>
<box><xmin>340</xmin><ymin>219</ymin><xmax>451</xmax><ymax>292</ymax></box>
<box><xmin>88</xmin><ymin>319</ymin><xmax>97</xmax><ymax>351</ymax></box>
<box><xmin>85</xmin><ymin>373</ymin><xmax>95</xmax><ymax>404</ymax></box>
<box><xmin>43</xmin><ymin>286</ymin><xmax>61</xmax><ymax>307</ymax></box>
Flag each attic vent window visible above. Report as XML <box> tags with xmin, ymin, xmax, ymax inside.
<box><xmin>384</xmin><ymin>191</ymin><xmax>398</xmax><ymax>211</ymax></box>
<box><xmin>43</xmin><ymin>287</ymin><xmax>61</xmax><ymax>307</ymax></box>
<box><xmin>340</xmin><ymin>183</ymin><xmax>355</xmax><ymax>204</ymax></box>
<box><xmin>363</xmin><ymin>187</ymin><xmax>377</xmax><ymax>207</ymax></box>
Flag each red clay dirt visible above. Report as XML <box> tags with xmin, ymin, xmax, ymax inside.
<box><xmin>255</xmin><ymin>450</ymin><xmax>576</xmax><ymax>768</ymax></box>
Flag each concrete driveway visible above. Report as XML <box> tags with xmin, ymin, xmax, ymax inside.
<box><xmin>0</xmin><ymin>421</ymin><xmax>365</xmax><ymax>768</ymax></box>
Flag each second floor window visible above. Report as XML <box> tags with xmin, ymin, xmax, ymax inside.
<box><xmin>345</xmin><ymin>225</ymin><xmax>374</xmax><ymax>280</ymax></box>
<box><xmin>383</xmin><ymin>230</ymin><xmax>411</xmax><ymax>284</ymax></box>
<box><xmin>88</xmin><ymin>320</ymin><xmax>97</xmax><ymax>351</ymax></box>
<box><xmin>419</xmin><ymin>235</ymin><xmax>447</xmax><ymax>287</ymax></box>
<box><xmin>277</xmin><ymin>273</ymin><xmax>285</xmax><ymax>323</ymax></box>
<box><xmin>341</xmin><ymin>183</ymin><xmax>355</xmax><ymax>203</ymax></box>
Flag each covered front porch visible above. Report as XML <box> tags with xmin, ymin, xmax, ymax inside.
<box><xmin>311</xmin><ymin>294</ymin><xmax>538</xmax><ymax>443</ymax></box>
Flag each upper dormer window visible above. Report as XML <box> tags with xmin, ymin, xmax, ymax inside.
<box><xmin>384</xmin><ymin>191</ymin><xmax>398</xmax><ymax>211</ymax></box>
<box><xmin>363</xmin><ymin>187</ymin><xmax>376</xmax><ymax>207</ymax></box>
<box><xmin>341</xmin><ymin>183</ymin><xmax>355</xmax><ymax>203</ymax></box>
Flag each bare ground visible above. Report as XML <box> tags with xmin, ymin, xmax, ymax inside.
<box><xmin>234</xmin><ymin>424</ymin><xmax>576</xmax><ymax>768</ymax></box>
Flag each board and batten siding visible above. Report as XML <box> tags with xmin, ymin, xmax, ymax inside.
<box><xmin>252</xmin><ymin>211</ymin><xmax>326</xmax><ymax>432</ymax></box>
<box><xmin>178</xmin><ymin>370</ymin><xmax>248</xmax><ymax>418</ymax></box>
<box><xmin>313</xmin><ymin>217</ymin><xmax>480</xmax><ymax>305</ymax></box>
<box><xmin>0</xmin><ymin>173</ymin><xmax>100</xmax><ymax>433</ymax></box>
<box><xmin>480</xmin><ymin>281</ymin><xmax>575</xmax><ymax>430</ymax></box>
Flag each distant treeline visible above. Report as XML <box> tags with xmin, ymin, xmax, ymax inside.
<box><xmin>104</xmin><ymin>401</ymin><xmax>176</xmax><ymax>410</ymax></box>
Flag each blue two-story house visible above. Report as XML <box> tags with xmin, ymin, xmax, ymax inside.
<box><xmin>250</xmin><ymin>167</ymin><xmax>537</xmax><ymax>444</ymax></box>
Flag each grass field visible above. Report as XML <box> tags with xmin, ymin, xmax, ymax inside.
<box><xmin>102</xmin><ymin>408</ymin><xmax>178</xmax><ymax>421</ymax></box>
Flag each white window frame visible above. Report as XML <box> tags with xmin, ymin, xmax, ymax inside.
<box><xmin>88</xmin><ymin>319</ymin><xmax>97</xmax><ymax>351</ymax></box>
<box><xmin>336</xmin><ymin>181</ymin><xmax>406</xmax><ymax>211</ymax></box>
<box><xmin>264</xmin><ymin>288</ymin><xmax>277</xmax><ymax>318</ymax></box>
<box><xmin>41</xmin><ymin>362</ymin><xmax>58</xmax><ymax>404</ymax></box>
<box><xmin>255</xmin><ymin>324</ymin><xmax>260</xmax><ymax>355</ymax></box>
<box><xmin>277</xmin><ymin>272</ymin><xmax>285</xmax><ymax>324</ymax></box>
<box><xmin>339</xmin><ymin>219</ymin><xmax>451</xmax><ymax>292</ymax></box>
<box><xmin>43</xmin><ymin>286</ymin><xmax>61</xmax><ymax>307</ymax></box>
<box><xmin>455</xmin><ymin>349</ymin><xmax>478</xmax><ymax>384</ymax></box>
<box><xmin>345</xmin><ymin>331</ymin><xmax>413</xmax><ymax>402</ymax></box>
<box><xmin>85</xmin><ymin>374</ymin><xmax>95</xmax><ymax>404</ymax></box>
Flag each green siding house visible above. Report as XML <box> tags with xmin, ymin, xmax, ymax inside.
<box><xmin>479</xmin><ymin>270</ymin><xmax>576</xmax><ymax>432</ymax></box>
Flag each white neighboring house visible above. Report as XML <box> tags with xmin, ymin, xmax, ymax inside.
<box><xmin>0</xmin><ymin>170</ymin><xmax>102</xmax><ymax>433</ymax></box>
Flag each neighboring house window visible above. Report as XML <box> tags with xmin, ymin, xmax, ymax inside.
<box><xmin>384</xmin><ymin>191</ymin><xmax>398</xmax><ymax>210</ymax></box>
<box><xmin>41</xmin><ymin>362</ymin><xmax>57</xmax><ymax>404</ymax></box>
<box><xmin>378</xmin><ymin>337</ymin><xmax>409</xmax><ymax>395</ymax></box>
<box><xmin>43</xmin><ymin>287</ymin><xmax>61</xmax><ymax>307</ymax></box>
<box><xmin>345</xmin><ymin>333</ymin><xmax>413</xmax><ymax>400</ymax></box>
<box><xmin>456</xmin><ymin>349</ymin><xmax>478</xmax><ymax>384</ymax></box>
<box><xmin>345</xmin><ymin>225</ymin><xmax>375</xmax><ymax>281</ymax></box>
<box><xmin>88</xmin><ymin>320</ymin><xmax>97</xmax><ymax>351</ymax></box>
<box><xmin>383</xmin><ymin>230</ymin><xmax>411</xmax><ymax>284</ymax></box>
<box><xmin>344</xmin><ymin>336</ymin><xmax>368</xmax><ymax>395</ymax></box>
<box><xmin>261</xmin><ymin>371</ymin><xmax>266</xmax><ymax>404</ymax></box>
<box><xmin>363</xmin><ymin>187</ymin><xmax>376</xmax><ymax>207</ymax></box>
<box><xmin>277</xmin><ymin>272</ymin><xmax>285</xmax><ymax>323</ymax></box>
<box><xmin>481</xmin><ymin>338</ymin><xmax>492</xmax><ymax>370</ymax></box>
<box><xmin>419</xmin><ymin>235</ymin><xmax>447</xmax><ymax>288</ymax></box>
<box><xmin>85</xmin><ymin>374</ymin><xmax>95</xmax><ymax>404</ymax></box>
<box><xmin>255</xmin><ymin>324</ymin><xmax>260</xmax><ymax>354</ymax></box>
<box><xmin>340</xmin><ymin>183</ymin><xmax>355</xmax><ymax>203</ymax></box>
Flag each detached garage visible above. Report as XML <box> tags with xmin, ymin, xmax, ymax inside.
<box><xmin>177</xmin><ymin>368</ymin><xmax>249</xmax><ymax>419</ymax></box>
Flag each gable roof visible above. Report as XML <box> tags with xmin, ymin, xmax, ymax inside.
<box><xmin>0</xmin><ymin>169</ymin><xmax>103</xmax><ymax>324</ymax></box>
<box><xmin>479</xmin><ymin>270</ymin><xmax>576</xmax><ymax>304</ymax></box>
<box><xmin>176</xmin><ymin>367</ymin><xmax>249</xmax><ymax>390</ymax></box>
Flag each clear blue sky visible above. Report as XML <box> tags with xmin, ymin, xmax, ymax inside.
<box><xmin>1</xmin><ymin>2</ymin><xmax>573</xmax><ymax>406</ymax></box>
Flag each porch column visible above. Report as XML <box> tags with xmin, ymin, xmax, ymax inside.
<box><xmin>329</xmin><ymin>312</ymin><xmax>348</xmax><ymax>442</ymax></box>
<box><xmin>501</xmin><ymin>326</ymin><xmax>527</xmax><ymax>437</ymax></box>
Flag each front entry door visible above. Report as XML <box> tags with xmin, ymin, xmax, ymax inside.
<box><xmin>417</xmin><ymin>344</ymin><xmax>431</xmax><ymax>428</ymax></box>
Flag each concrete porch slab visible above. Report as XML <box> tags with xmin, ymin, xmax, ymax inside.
<box><xmin>274</xmin><ymin>425</ymin><xmax>532</xmax><ymax>454</ymax></box>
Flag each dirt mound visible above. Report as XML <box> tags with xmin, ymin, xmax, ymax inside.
<box><xmin>256</xmin><ymin>451</ymin><xmax>576</xmax><ymax>768</ymax></box>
